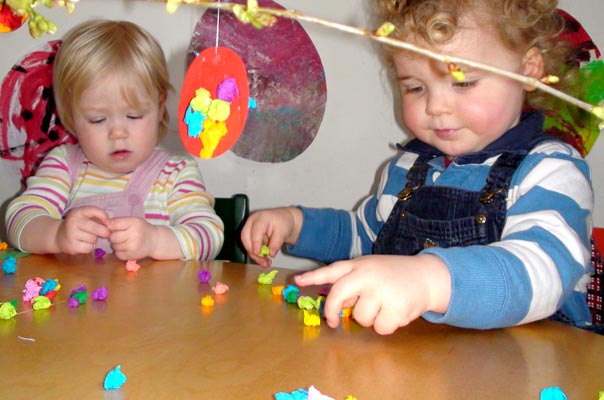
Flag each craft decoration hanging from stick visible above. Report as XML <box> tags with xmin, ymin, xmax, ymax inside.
<box><xmin>0</xmin><ymin>0</ymin><xmax>81</xmax><ymax>38</ymax></box>
<box><xmin>187</xmin><ymin>0</ymin><xmax>327</xmax><ymax>163</ymax></box>
<box><xmin>0</xmin><ymin>40</ymin><xmax>77</xmax><ymax>181</ymax></box>
<box><xmin>164</xmin><ymin>0</ymin><xmax>604</xmax><ymax>155</ymax></box>
<box><xmin>0</xmin><ymin>2</ymin><xmax>27</xmax><ymax>33</ymax></box>
<box><xmin>540</xmin><ymin>9</ymin><xmax>603</xmax><ymax>157</ymax></box>
<box><xmin>178</xmin><ymin>47</ymin><xmax>250</xmax><ymax>159</ymax></box>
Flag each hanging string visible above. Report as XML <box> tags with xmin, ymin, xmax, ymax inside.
<box><xmin>214</xmin><ymin>0</ymin><xmax>221</xmax><ymax>52</ymax></box>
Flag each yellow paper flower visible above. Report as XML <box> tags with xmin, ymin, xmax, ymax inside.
<box><xmin>375</xmin><ymin>22</ymin><xmax>395</xmax><ymax>37</ymax></box>
<box><xmin>592</xmin><ymin>105</ymin><xmax>604</xmax><ymax>129</ymax></box>
<box><xmin>232</xmin><ymin>0</ymin><xmax>276</xmax><ymax>29</ymax></box>
<box><xmin>540</xmin><ymin>74</ymin><xmax>560</xmax><ymax>84</ymax></box>
<box><xmin>165</xmin><ymin>0</ymin><xmax>181</xmax><ymax>14</ymax></box>
<box><xmin>447</xmin><ymin>62</ymin><xmax>466</xmax><ymax>82</ymax></box>
<box><xmin>7</xmin><ymin>0</ymin><xmax>77</xmax><ymax>38</ymax></box>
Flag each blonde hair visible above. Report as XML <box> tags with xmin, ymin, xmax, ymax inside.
<box><xmin>372</xmin><ymin>0</ymin><xmax>576</xmax><ymax>111</ymax></box>
<box><xmin>53</xmin><ymin>19</ymin><xmax>173</xmax><ymax>136</ymax></box>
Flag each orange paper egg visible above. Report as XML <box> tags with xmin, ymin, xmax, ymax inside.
<box><xmin>178</xmin><ymin>47</ymin><xmax>249</xmax><ymax>159</ymax></box>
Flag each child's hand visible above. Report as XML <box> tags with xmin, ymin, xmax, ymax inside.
<box><xmin>107</xmin><ymin>217</ymin><xmax>184</xmax><ymax>260</ymax></box>
<box><xmin>295</xmin><ymin>254</ymin><xmax>451</xmax><ymax>335</ymax></box>
<box><xmin>240</xmin><ymin>207</ymin><xmax>303</xmax><ymax>268</ymax></box>
<box><xmin>57</xmin><ymin>206</ymin><xmax>110</xmax><ymax>254</ymax></box>
<box><xmin>106</xmin><ymin>217</ymin><xmax>156</xmax><ymax>260</ymax></box>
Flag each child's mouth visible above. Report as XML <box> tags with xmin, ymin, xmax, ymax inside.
<box><xmin>434</xmin><ymin>129</ymin><xmax>459</xmax><ymax>138</ymax></box>
<box><xmin>111</xmin><ymin>150</ymin><xmax>131</xmax><ymax>159</ymax></box>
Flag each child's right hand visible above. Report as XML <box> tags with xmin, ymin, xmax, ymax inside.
<box><xmin>240</xmin><ymin>207</ymin><xmax>303</xmax><ymax>268</ymax></box>
<box><xmin>56</xmin><ymin>206</ymin><xmax>111</xmax><ymax>254</ymax></box>
<box><xmin>294</xmin><ymin>254</ymin><xmax>452</xmax><ymax>335</ymax></box>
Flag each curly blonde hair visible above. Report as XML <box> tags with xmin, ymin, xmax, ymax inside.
<box><xmin>371</xmin><ymin>0</ymin><xmax>577</xmax><ymax>111</ymax></box>
<box><xmin>53</xmin><ymin>19</ymin><xmax>173</xmax><ymax>137</ymax></box>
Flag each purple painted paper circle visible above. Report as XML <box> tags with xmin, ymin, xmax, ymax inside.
<box><xmin>188</xmin><ymin>0</ymin><xmax>327</xmax><ymax>163</ymax></box>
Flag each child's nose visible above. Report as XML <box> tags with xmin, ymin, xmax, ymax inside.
<box><xmin>425</xmin><ymin>92</ymin><xmax>452</xmax><ymax>116</ymax></box>
<box><xmin>108</xmin><ymin>124</ymin><xmax>128</xmax><ymax>140</ymax></box>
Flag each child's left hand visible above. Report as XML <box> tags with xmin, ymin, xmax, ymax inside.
<box><xmin>295</xmin><ymin>254</ymin><xmax>452</xmax><ymax>335</ymax></box>
<box><xmin>106</xmin><ymin>217</ymin><xmax>157</xmax><ymax>260</ymax></box>
<box><xmin>107</xmin><ymin>217</ymin><xmax>184</xmax><ymax>260</ymax></box>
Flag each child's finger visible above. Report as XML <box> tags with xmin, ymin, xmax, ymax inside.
<box><xmin>321</xmin><ymin>280</ymin><xmax>364</xmax><ymax>327</ymax></box>
<box><xmin>373</xmin><ymin>308</ymin><xmax>402</xmax><ymax>335</ymax></box>
<box><xmin>78</xmin><ymin>206</ymin><xmax>110</xmax><ymax>225</ymax></box>
<box><xmin>240</xmin><ymin>218</ymin><xmax>266</xmax><ymax>257</ymax></box>
<box><xmin>348</xmin><ymin>293</ymin><xmax>380</xmax><ymax>328</ymax></box>
<box><xmin>239</xmin><ymin>221</ymin><xmax>253</xmax><ymax>252</ymax></box>
<box><xmin>294</xmin><ymin>262</ymin><xmax>353</xmax><ymax>287</ymax></box>
<box><xmin>249</xmin><ymin>254</ymin><xmax>272</xmax><ymax>268</ymax></box>
<box><xmin>106</xmin><ymin>217</ymin><xmax>128</xmax><ymax>230</ymax></box>
<box><xmin>78</xmin><ymin>216</ymin><xmax>110</xmax><ymax>238</ymax></box>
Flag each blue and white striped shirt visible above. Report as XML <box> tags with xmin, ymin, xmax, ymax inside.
<box><xmin>289</xmin><ymin>112</ymin><xmax>594</xmax><ymax>329</ymax></box>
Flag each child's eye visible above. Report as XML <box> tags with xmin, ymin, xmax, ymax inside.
<box><xmin>453</xmin><ymin>80</ymin><xmax>478</xmax><ymax>89</ymax></box>
<box><xmin>127</xmin><ymin>115</ymin><xmax>143</xmax><ymax>120</ymax></box>
<box><xmin>403</xmin><ymin>85</ymin><xmax>425</xmax><ymax>94</ymax></box>
<box><xmin>89</xmin><ymin>118</ymin><xmax>105</xmax><ymax>124</ymax></box>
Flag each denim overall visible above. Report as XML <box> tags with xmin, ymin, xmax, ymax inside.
<box><xmin>64</xmin><ymin>145</ymin><xmax>171</xmax><ymax>253</ymax></box>
<box><xmin>373</xmin><ymin>112</ymin><xmax>552</xmax><ymax>255</ymax></box>
<box><xmin>371</xmin><ymin>115</ymin><xmax>597</xmax><ymax>329</ymax></box>
<box><xmin>373</xmin><ymin>150</ymin><xmax>527</xmax><ymax>255</ymax></box>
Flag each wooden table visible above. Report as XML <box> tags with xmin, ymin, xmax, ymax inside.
<box><xmin>1</xmin><ymin>254</ymin><xmax>603</xmax><ymax>399</ymax></box>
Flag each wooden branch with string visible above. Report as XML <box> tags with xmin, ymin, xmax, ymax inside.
<box><xmin>151</xmin><ymin>0</ymin><xmax>604</xmax><ymax>128</ymax></box>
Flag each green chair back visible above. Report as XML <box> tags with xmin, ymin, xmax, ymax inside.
<box><xmin>214</xmin><ymin>194</ymin><xmax>249</xmax><ymax>263</ymax></box>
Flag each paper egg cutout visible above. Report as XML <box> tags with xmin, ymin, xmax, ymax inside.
<box><xmin>178</xmin><ymin>47</ymin><xmax>249</xmax><ymax>159</ymax></box>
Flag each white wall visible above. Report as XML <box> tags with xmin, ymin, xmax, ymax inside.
<box><xmin>0</xmin><ymin>0</ymin><xmax>602</xmax><ymax>270</ymax></box>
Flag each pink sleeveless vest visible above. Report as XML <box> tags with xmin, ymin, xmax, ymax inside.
<box><xmin>64</xmin><ymin>145</ymin><xmax>171</xmax><ymax>252</ymax></box>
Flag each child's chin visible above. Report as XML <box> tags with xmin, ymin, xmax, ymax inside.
<box><xmin>101</xmin><ymin>163</ymin><xmax>136</xmax><ymax>175</ymax></box>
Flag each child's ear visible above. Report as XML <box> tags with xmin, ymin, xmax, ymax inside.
<box><xmin>522</xmin><ymin>47</ymin><xmax>544</xmax><ymax>92</ymax></box>
<box><xmin>157</xmin><ymin>93</ymin><xmax>167</xmax><ymax>118</ymax></box>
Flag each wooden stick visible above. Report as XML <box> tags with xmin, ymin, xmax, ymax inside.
<box><xmin>150</xmin><ymin>0</ymin><xmax>603</xmax><ymax>124</ymax></box>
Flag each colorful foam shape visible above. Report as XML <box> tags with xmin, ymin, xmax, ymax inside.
<box><xmin>257</xmin><ymin>269</ymin><xmax>278</xmax><ymax>285</ymax></box>
<box><xmin>104</xmin><ymin>365</ymin><xmax>127</xmax><ymax>390</ymax></box>
<box><xmin>125</xmin><ymin>260</ymin><xmax>140</xmax><ymax>272</ymax></box>
<box><xmin>0</xmin><ymin>302</ymin><xmax>17</xmax><ymax>320</ymax></box>
<box><xmin>198</xmin><ymin>269</ymin><xmax>212</xmax><ymax>283</ymax></box>
<box><xmin>92</xmin><ymin>287</ymin><xmax>109</xmax><ymax>301</ymax></box>
<box><xmin>540</xmin><ymin>387</ymin><xmax>567</xmax><ymax>400</ymax></box>
<box><xmin>2</xmin><ymin>256</ymin><xmax>16</xmax><ymax>274</ymax></box>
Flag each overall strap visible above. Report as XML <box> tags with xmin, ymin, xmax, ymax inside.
<box><xmin>478</xmin><ymin>152</ymin><xmax>527</xmax><ymax>205</ymax></box>
<box><xmin>123</xmin><ymin>150</ymin><xmax>172</xmax><ymax>202</ymax></box>
<box><xmin>66</xmin><ymin>144</ymin><xmax>86</xmax><ymax>186</ymax></box>
<box><xmin>397</xmin><ymin>154</ymin><xmax>433</xmax><ymax>202</ymax></box>
<box><xmin>478</xmin><ymin>134</ymin><xmax>553</xmax><ymax>206</ymax></box>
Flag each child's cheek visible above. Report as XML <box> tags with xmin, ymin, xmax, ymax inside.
<box><xmin>401</xmin><ymin>101</ymin><xmax>424</xmax><ymax>135</ymax></box>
